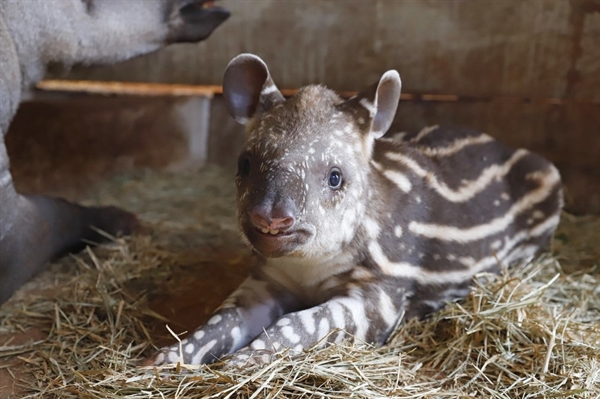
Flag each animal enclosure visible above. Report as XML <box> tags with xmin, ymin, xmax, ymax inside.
<box><xmin>1</xmin><ymin>0</ymin><xmax>599</xmax><ymax>398</ymax></box>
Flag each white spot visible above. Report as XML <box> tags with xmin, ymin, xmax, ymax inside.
<box><xmin>230</xmin><ymin>326</ymin><xmax>242</xmax><ymax>349</ymax></box>
<box><xmin>154</xmin><ymin>353</ymin><xmax>165</xmax><ymax>365</ymax></box>
<box><xmin>299</xmin><ymin>311</ymin><xmax>316</xmax><ymax>335</ymax></box>
<box><xmin>166</xmin><ymin>351</ymin><xmax>179</xmax><ymax>363</ymax></box>
<box><xmin>292</xmin><ymin>344</ymin><xmax>303</xmax><ymax>354</ymax></box>
<box><xmin>194</xmin><ymin>330</ymin><xmax>205</xmax><ymax>340</ymax></box>
<box><xmin>185</xmin><ymin>343</ymin><xmax>195</xmax><ymax>354</ymax></box>
<box><xmin>317</xmin><ymin>318</ymin><xmax>330</xmax><ymax>343</ymax></box>
<box><xmin>251</xmin><ymin>340</ymin><xmax>266</xmax><ymax>350</ymax></box>
<box><xmin>394</xmin><ymin>226</ymin><xmax>403</xmax><ymax>238</ymax></box>
<box><xmin>208</xmin><ymin>315</ymin><xmax>222</xmax><ymax>325</ymax></box>
<box><xmin>281</xmin><ymin>326</ymin><xmax>301</xmax><ymax>344</ymax></box>
<box><xmin>276</xmin><ymin>318</ymin><xmax>291</xmax><ymax>326</ymax></box>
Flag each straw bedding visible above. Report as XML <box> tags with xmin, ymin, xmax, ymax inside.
<box><xmin>1</xmin><ymin>166</ymin><xmax>598</xmax><ymax>398</ymax></box>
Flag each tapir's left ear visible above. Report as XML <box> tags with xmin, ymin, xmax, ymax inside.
<box><xmin>345</xmin><ymin>70</ymin><xmax>402</xmax><ymax>138</ymax></box>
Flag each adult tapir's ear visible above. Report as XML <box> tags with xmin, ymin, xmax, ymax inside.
<box><xmin>223</xmin><ymin>54</ymin><xmax>285</xmax><ymax>124</ymax></box>
<box><xmin>345</xmin><ymin>70</ymin><xmax>402</xmax><ymax>138</ymax></box>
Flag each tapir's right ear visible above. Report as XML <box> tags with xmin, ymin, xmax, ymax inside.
<box><xmin>223</xmin><ymin>54</ymin><xmax>285</xmax><ymax>124</ymax></box>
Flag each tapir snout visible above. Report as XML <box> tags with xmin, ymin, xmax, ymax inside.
<box><xmin>169</xmin><ymin>0</ymin><xmax>230</xmax><ymax>43</ymax></box>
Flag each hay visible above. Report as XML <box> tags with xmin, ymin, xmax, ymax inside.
<box><xmin>1</xmin><ymin>166</ymin><xmax>598</xmax><ymax>398</ymax></box>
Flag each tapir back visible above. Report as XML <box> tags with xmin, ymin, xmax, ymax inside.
<box><xmin>367</xmin><ymin>125</ymin><xmax>562</xmax><ymax>318</ymax></box>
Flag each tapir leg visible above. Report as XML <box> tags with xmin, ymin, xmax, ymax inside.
<box><xmin>0</xmin><ymin>136</ymin><xmax>140</xmax><ymax>304</ymax></box>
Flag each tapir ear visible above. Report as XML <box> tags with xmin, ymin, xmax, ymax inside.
<box><xmin>346</xmin><ymin>70</ymin><xmax>402</xmax><ymax>138</ymax></box>
<box><xmin>223</xmin><ymin>54</ymin><xmax>285</xmax><ymax>124</ymax></box>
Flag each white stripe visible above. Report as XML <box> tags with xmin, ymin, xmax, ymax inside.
<box><xmin>298</xmin><ymin>309</ymin><xmax>317</xmax><ymax>335</ymax></box>
<box><xmin>191</xmin><ymin>339</ymin><xmax>217</xmax><ymax>365</ymax></box>
<box><xmin>408</xmin><ymin>167</ymin><xmax>560</xmax><ymax>242</ymax></box>
<box><xmin>416</xmin><ymin>134</ymin><xmax>494</xmax><ymax>157</ymax></box>
<box><xmin>386</xmin><ymin>149</ymin><xmax>530</xmax><ymax>203</ymax></box>
<box><xmin>371</xmin><ymin>161</ymin><xmax>412</xmax><ymax>193</ymax></box>
<box><xmin>371</xmin><ymin>213</ymin><xmax>559</xmax><ymax>284</ymax></box>
<box><xmin>337</xmin><ymin>294</ymin><xmax>369</xmax><ymax>341</ymax></box>
<box><xmin>409</xmin><ymin>125</ymin><xmax>439</xmax><ymax>143</ymax></box>
<box><xmin>378</xmin><ymin>289</ymin><xmax>399</xmax><ymax>328</ymax></box>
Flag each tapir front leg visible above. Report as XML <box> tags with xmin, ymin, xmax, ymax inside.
<box><xmin>150</xmin><ymin>275</ymin><xmax>301</xmax><ymax>365</ymax></box>
<box><xmin>0</xmin><ymin>137</ymin><xmax>140</xmax><ymax>304</ymax></box>
<box><xmin>228</xmin><ymin>280</ymin><xmax>410</xmax><ymax>367</ymax></box>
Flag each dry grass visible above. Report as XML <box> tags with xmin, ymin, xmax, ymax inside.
<box><xmin>1</xmin><ymin>167</ymin><xmax>598</xmax><ymax>398</ymax></box>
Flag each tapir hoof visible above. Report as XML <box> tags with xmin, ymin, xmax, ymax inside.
<box><xmin>82</xmin><ymin>205</ymin><xmax>146</xmax><ymax>243</ymax></box>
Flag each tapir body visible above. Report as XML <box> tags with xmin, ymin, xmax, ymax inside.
<box><xmin>0</xmin><ymin>0</ymin><xmax>229</xmax><ymax>304</ymax></box>
<box><xmin>149</xmin><ymin>54</ymin><xmax>562</xmax><ymax>367</ymax></box>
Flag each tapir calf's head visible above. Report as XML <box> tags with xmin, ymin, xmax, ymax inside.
<box><xmin>222</xmin><ymin>54</ymin><xmax>402</xmax><ymax>260</ymax></box>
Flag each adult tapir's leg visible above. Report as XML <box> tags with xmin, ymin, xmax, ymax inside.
<box><xmin>0</xmin><ymin>135</ymin><xmax>140</xmax><ymax>304</ymax></box>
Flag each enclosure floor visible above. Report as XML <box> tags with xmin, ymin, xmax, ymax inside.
<box><xmin>0</xmin><ymin>166</ymin><xmax>252</xmax><ymax>397</ymax></box>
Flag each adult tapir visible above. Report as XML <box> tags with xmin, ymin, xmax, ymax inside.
<box><xmin>0</xmin><ymin>0</ymin><xmax>229</xmax><ymax>304</ymax></box>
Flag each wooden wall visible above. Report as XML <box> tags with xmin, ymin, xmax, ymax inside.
<box><xmin>17</xmin><ymin>0</ymin><xmax>600</xmax><ymax>213</ymax></box>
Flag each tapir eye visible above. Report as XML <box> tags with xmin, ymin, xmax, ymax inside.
<box><xmin>328</xmin><ymin>168</ymin><xmax>343</xmax><ymax>189</ymax></box>
<box><xmin>238</xmin><ymin>154</ymin><xmax>251</xmax><ymax>177</ymax></box>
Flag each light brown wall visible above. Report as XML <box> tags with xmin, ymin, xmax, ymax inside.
<box><xmin>57</xmin><ymin>0</ymin><xmax>599</xmax><ymax>101</ymax></box>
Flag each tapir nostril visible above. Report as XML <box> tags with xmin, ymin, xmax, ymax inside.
<box><xmin>250</xmin><ymin>205</ymin><xmax>295</xmax><ymax>232</ymax></box>
<box><xmin>270</xmin><ymin>217</ymin><xmax>294</xmax><ymax>230</ymax></box>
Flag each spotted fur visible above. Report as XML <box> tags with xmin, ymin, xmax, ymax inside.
<box><xmin>150</xmin><ymin>54</ymin><xmax>562</xmax><ymax>367</ymax></box>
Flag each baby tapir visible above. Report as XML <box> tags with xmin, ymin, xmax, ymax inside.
<box><xmin>149</xmin><ymin>53</ymin><xmax>563</xmax><ymax>366</ymax></box>
<box><xmin>0</xmin><ymin>0</ymin><xmax>229</xmax><ymax>304</ymax></box>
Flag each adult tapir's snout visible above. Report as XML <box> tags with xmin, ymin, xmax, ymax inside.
<box><xmin>169</xmin><ymin>0</ymin><xmax>230</xmax><ymax>43</ymax></box>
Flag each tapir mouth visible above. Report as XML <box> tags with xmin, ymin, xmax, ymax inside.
<box><xmin>243</xmin><ymin>224</ymin><xmax>312</xmax><ymax>258</ymax></box>
<box><xmin>256</xmin><ymin>227</ymin><xmax>294</xmax><ymax>237</ymax></box>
